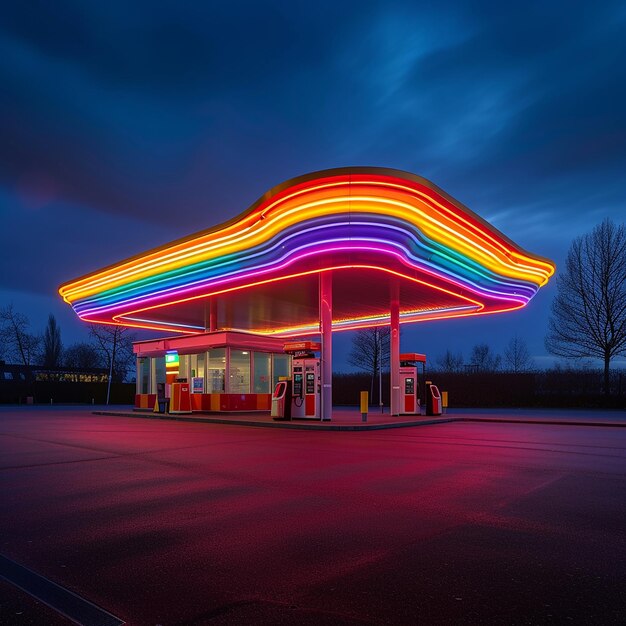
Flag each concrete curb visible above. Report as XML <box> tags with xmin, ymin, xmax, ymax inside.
<box><xmin>92</xmin><ymin>410</ymin><xmax>626</xmax><ymax>430</ymax></box>
<box><xmin>457</xmin><ymin>417</ymin><xmax>626</xmax><ymax>428</ymax></box>
<box><xmin>92</xmin><ymin>411</ymin><xmax>456</xmax><ymax>430</ymax></box>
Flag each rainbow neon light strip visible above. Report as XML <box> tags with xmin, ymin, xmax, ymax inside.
<box><xmin>59</xmin><ymin>168</ymin><xmax>555</xmax><ymax>334</ymax></box>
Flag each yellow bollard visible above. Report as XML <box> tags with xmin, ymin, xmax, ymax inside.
<box><xmin>360</xmin><ymin>391</ymin><xmax>368</xmax><ymax>422</ymax></box>
<box><xmin>442</xmin><ymin>391</ymin><xmax>448</xmax><ymax>414</ymax></box>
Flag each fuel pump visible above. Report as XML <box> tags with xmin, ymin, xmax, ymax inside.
<box><xmin>284</xmin><ymin>341</ymin><xmax>321</xmax><ymax>419</ymax></box>
<box><xmin>399</xmin><ymin>353</ymin><xmax>426</xmax><ymax>415</ymax></box>
<box><xmin>425</xmin><ymin>380</ymin><xmax>443</xmax><ymax>416</ymax></box>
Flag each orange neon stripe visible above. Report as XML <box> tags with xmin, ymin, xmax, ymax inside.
<box><xmin>59</xmin><ymin>168</ymin><xmax>555</xmax><ymax>335</ymax></box>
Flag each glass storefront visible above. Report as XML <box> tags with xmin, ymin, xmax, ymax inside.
<box><xmin>138</xmin><ymin>347</ymin><xmax>289</xmax><ymax>397</ymax></box>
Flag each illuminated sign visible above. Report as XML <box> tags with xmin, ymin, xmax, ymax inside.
<box><xmin>399</xmin><ymin>353</ymin><xmax>426</xmax><ymax>363</ymax></box>
<box><xmin>165</xmin><ymin>351</ymin><xmax>179</xmax><ymax>377</ymax></box>
<box><xmin>284</xmin><ymin>341</ymin><xmax>321</xmax><ymax>353</ymax></box>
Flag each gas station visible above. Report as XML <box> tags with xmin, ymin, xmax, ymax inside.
<box><xmin>60</xmin><ymin>167</ymin><xmax>555</xmax><ymax>420</ymax></box>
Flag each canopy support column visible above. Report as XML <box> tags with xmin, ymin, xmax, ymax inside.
<box><xmin>390</xmin><ymin>281</ymin><xmax>400</xmax><ymax>416</ymax></box>
<box><xmin>209</xmin><ymin>299</ymin><xmax>218</xmax><ymax>332</ymax></box>
<box><xmin>320</xmin><ymin>271</ymin><xmax>333</xmax><ymax>421</ymax></box>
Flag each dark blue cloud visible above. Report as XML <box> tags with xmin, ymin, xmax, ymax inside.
<box><xmin>1</xmin><ymin>0</ymin><xmax>625</xmax><ymax>365</ymax></box>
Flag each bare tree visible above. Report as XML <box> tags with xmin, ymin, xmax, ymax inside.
<box><xmin>503</xmin><ymin>336</ymin><xmax>533</xmax><ymax>372</ymax></box>
<box><xmin>435</xmin><ymin>349</ymin><xmax>464</xmax><ymax>372</ymax></box>
<box><xmin>0</xmin><ymin>304</ymin><xmax>41</xmax><ymax>366</ymax></box>
<box><xmin>469</xmin><ymin>343</ymin><xmax>501</xmax><ymax>372</ymax></box>
<box><xmin>545</xmin><ymin>219</ymin><xmax>626</xmax><ymax>395</ymax></box>
<box><xmin>64</xmin><ymin>342</ymin><xmax>103</xmax><ymax>370</ymax></box>
<box><xmin>89</xmin><ymin>324</ymin><xmax>136</xmax><ymax>403</ymax></box>
<box><xmin>42</xmin><ymin>314</ymin><xmax>63</xmax><ymax>368</ymax></box>
<box><xmin>348</xmin><ymin>327</ymin><xmax>390</xmax><ymax>403</ymax></box>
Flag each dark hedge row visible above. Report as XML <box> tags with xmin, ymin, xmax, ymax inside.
<box><xmin>2</xmin><ymin>370</ymin><xmax>624</xmax><ymax>409</ymax></box>
<box><xmin>0</xmin><ymin>381</ymin><xmax>135</xmax><ymax>405</ymax></box>
<box><xmin>332</xmin><ymin>370</ymin><xmax>626</xmax><ymax>409</ymax></box>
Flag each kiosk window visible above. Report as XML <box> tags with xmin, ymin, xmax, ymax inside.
<box><xmin>253</xmin><ymin>352</ymin><xmax>271</xmax><ymax>393</ymax></box>
<box><xmin>229</xmin><ymin>349</ymin><xmax>250</xmax><ymax>394</ymax></box>
<box><xmin>137</xmin><ymin>358</ymin><xmax>149</xmax><ymax>394</ymax></box>
<box><xmin>190</xmin><ymin>353</ymin><xmax>206</xmax><ymax>381</ymax></box>
<box><xmin>272</xmin><ymin>354</ymin><xmax>290</xmax><ymax>388</ymax></box>
<box><xmin>207</xmin><ymin>348</ymin><xmax>225</xmax><ymax>393</ymax></box>
<box><xmin>154</xmin><ymin>357</ymin><xmax>166</xmax><ymax>390</ymax></box>
<box><xmin>178</xmin><ymin>354</ymin><xmax>190</xmax><ymax>382</ymax></box>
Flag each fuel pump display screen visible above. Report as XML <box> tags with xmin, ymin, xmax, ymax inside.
<box><xmin>293</xmin><ymin>371</ymin><xmax>303</xmax><ymax>397</ymax></box>
<box><xmin>404</xmin><ymin>377</ymin><xmax>414</xmax><ymax>395</ymax></box>
<box><xmin>305</xmin><ymin>372</ymin><xmax>315</xmax><ymax>394</ymax></box>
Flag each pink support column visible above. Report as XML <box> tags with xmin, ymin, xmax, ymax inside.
<box><xmin>320</xmin><ymin>271</ymin><xmax>333</xmax><ymax>421</ymax></box>
<box><xmin>209</xmin><ymin>299</ymin><xmax>218</xmax><ymax>332</ymax></box>
<box><xmin>390</xmin><ymin>281</ymin><xmax>400</xmax><ymax>416</ymax></box>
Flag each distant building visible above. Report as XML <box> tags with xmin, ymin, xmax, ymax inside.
<box><xmin>0</xmin><ymin>361</ymin><xmax>109</xmax><ymax>385</ymax></box>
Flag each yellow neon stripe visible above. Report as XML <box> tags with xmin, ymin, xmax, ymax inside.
<box><xmin>63</xmin><ymin>198</ymin><xmax>548</xmax><ymax>303</ymax></box>
<box><xmin>61</xmin><ymin>178</ymin><xmax>554</xmax><ymax>302</ymax></box>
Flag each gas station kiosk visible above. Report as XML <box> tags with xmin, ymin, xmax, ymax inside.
<box><xmin>60</xmin><ymin>167</ymin><xmax>555</xmax><ymax>423</ymax></box>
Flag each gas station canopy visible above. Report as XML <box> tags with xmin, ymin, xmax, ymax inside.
<box><xmin>59</xmin><ymin>167</ymin><xmax>555</xmax><ymax>336</ymax></box>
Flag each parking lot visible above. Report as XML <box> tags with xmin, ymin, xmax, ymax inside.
<box><xmin>1</xmin><ymin>407</ymin><xmax>625</xmax><ymax>625</ymax></box>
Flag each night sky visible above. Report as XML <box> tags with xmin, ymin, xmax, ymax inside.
<box><xmin>2</xmin><ymin>1</ymin><xmax>625</xmax><ymax>371</ymax></box>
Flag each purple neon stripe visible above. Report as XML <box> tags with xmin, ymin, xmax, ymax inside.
<box><xmin>72</xmin><ymin>216</ymin><xmax>538</xmax><ymax>315</ymax></box>
<box><xmin>78</xmin><ymin>239</ymin><xmax>528</xmax><ymax>319</ymax></box>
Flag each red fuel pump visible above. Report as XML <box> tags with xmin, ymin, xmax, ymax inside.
<box><xmin>291</xmin><ymin>358</ymin><xmax>320</xmax><ymax>418</ymax></box>
<box><xmin>399</xmin><ymin>353</ymin><xmax>426</xmax><ymax>415</ymax></box>
<box><xmin>284</xmin><ymin>341</ymin><xmax>321</xmax><ymax>420</ymax></box>
<box><xmin>425</xmin><ymin>381</ymin><xmax>443</xmax><ymax>416</ymax></box>
<box><xmin>170</xmin><ymin>379</ymin><xmax>192</xmax><ymax>414</ymax></box>
<box><xmin>271</xmin><ymin>379</ymin><xmax>292</xmax><ymax>420</ymax></box>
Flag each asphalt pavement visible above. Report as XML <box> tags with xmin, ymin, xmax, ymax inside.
<box><xmin>1</xmin><ymin>407</ymin><xmax>625</xmax><ymax>625</ymax></box>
